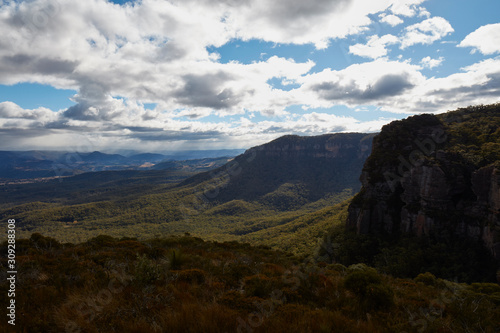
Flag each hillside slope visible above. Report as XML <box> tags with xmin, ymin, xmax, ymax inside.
<box><xmin>180</xmin><ymin>133</ymin><xmax>374</xmax><ymax>209</ymax></box>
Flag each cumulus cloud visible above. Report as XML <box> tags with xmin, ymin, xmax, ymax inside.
<box><xmin>401</xmin><ymin>17</ymin><xmax>454</xmax><ymax>48</ymax></box>
<box><xmin>380</xmin><ymin>14</ymin><xmax>403</xmax><ymax>26</ymax></box>
<box><xmin>407</xmin><ymin>58</ymin><xmax>500</xmax><ymax>111</ymax></box>
<box><xmin>349</xmin><ymin>34</ymin><xmax>398</xmax><ymax>59</ymax></box>
<box><xmin>389</xmin><ymin>0</ymin><xmax>426</xmax><ymax>17</ymax></box>
<box><xmin>0</xmin><ymin>0</ymin><xmax>499</xmax><ymax>151</ymax></box>
<box><xmin>0</xmin><ymin>0</ymin><xmax>435</xmax><ymax>116</ymax></box>
<box><xmin>349</xmin><ymin>16</ymin><xmax>452</xmax><ymax>59</ymax></box>
<box><xmin>298</xmin><ymin>59</ymin><xmax>424</xmax><ymax>110</ymax></box>
<box><xmin>459</xmin><ymin>23</ymin><xmax>500</xmax><ymax>55</ymax></box>
<box><xmin>300</xmin><ymin>57</ymin><xmax>500</xmax><ymax>114</ymax></box>
<box><xmin>0</xmin><ymin>101</ymin><xmax>57</xmax><ymax>122</ymax></box>
<box><xmin>2</xmin><ymin>52</ymin><xmax>500</xmax><ymax>150</ymax></box>
<box><xmin>420</xmin><ymin>56</ymin><xmax>444</xmax><ymax>69</ymax></box>
<box><xmin>0</xmin><ymin>0</ymin><xmax>326</xmax><ymax>120</ymax></box>
<box><xmin>0</xmin><ymin>99</ymin><xmax>392</xmax><ymax>151</ymax></box>
<box><xmin>219</xmin><ymin>0</ymin><xmax>397</xmax><ymax>49</ymax></box>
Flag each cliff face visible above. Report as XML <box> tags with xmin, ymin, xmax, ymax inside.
<box><xmin>180</xmin><ymin>133</ymin><xmax>375</xmax><ymax>208</ymax></box>
<box><xmin>258</xmin><ymin>133</ymin><xmax>372</xmax><ymax>160</ymax></box>
<box><xmin>347</xmin><ymin>105</ymin><xmax>500</xmax><ymax>261</ymax></box>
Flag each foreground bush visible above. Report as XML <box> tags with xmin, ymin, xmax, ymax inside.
<box><xmin>0</xmin><ymin>234</ymin><xmax>498</xmax><ymax>333</ymax></box>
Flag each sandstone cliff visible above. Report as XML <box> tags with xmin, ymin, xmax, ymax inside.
<box><xmin>347</xmin><ymin>104</ymin><xmax>500</xmax><ymax>261</ymax></box>
<box><xmin>180</xmin><ymin>132</ymin><xmax>375</xmax><ymax>208</ymax></box>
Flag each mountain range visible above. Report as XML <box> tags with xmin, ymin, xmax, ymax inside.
<box><xmin>0</xmin><ymin>132</ymin><xmax>373</xmax><ymax>257</ymax></box>
<box><xmin>1</xmin><ymin>104</ymin><xmax>499</xmax><ymax>282</ymax></box>
<box><xmin>0</xmin><ymin>149</ymin><xmax>244</xmax><ymax>180</ymax></box>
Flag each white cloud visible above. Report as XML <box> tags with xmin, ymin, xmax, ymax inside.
<box><xmin>322</xmin><ymin>58</ymin><xmax>500</xmax><ymax>114</ymax></box>
<box><xmin>0</xmin><ymin>0</ymin><xmax>400</xmax><ymax>119</ymax></box>
<box><xmin>300</xmin><ymin>57</ymin><xmax>500</xmax><ymax>114</ymax></box>
<box><xmin>218</xmin><ymin>0</ymin><xmax>401</xmax><ymax>49</ymax></box>
<box><xmin>459</xmin><ymin>23</ymin><xmax>500</xmax><ymax>55</ymax></box>
<box><xmin>380</xmin><ymin>14</ymin><xmax>403</xmax><ymax>26</ymax></box>
<box><xmin>350</xmin><ymin>16</ymin><xmax>453</xmax><ymax>59</ymax></box>
<box><xmin>389</xmin><ymin>0</ymin><xmax>426</xmax><ymax>17</ymax></box>
<box><xmin>418</xmin><ymin>7</ymin><xmax>431</xmax><ymax>18</ymax></box>
<box><xmin>0</xmin><ymin>99</ymin><xmax>390</xmax><ymax>151</ymax></box>
<box><xmin>297</xmin><ymin>59</ymin><xmax>426</xmax><ymax>111</ymax></box>
<box><xmin>401</xmin><ymin>17</ymin><xmax>454</xmax><ymax>49</ymax></box>
<box><xmin>349</xmin><ymin>34</ymin><xmax>398</xmax><ymax>59</ymax></box>
<box><xmin>0</xmin><ymin>101</ymin><xmax>57</xmax><ymax>122</ymax></box>
<box><xmin>0</xmin><ymin>0</ymin><xmax>498</xmax><ymax>151</ymax></box>
<box><xmin>420</xmin><ymin>56</ymin><xmax>444</xmax><ymax>69</ymax></box>
<box><xmin>3</xmin><ymin>54</ymin><xmax>500</xmax><ymax>150</ymax></box>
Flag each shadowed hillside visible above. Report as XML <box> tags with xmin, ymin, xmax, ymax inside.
<box><xmin>180</xmin><ymin>133</ymin><xmax>374</xmax><ymax>209</ymax></box>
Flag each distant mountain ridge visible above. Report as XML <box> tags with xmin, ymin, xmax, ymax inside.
<box><xmin>0</xmin><ymin>149</ymin><xmax>244</xmax><ymax>180</ymax></box>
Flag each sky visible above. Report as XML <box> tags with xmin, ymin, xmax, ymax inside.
<box><xmin>0</xmin><ymin>0</ymin><xmax>499</xmax><ymax>152</ymax></box>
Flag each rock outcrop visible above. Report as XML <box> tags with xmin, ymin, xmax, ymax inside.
<box><xmin>347</xmin><ymin>105</ymin><xmax>500</xmax><ymax>261</ymax></box>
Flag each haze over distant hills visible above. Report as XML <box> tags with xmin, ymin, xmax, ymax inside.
<box><xmin>0</xmin><ymin>149</ymin><xmax>245</xmax><ymax>180</ymax></box>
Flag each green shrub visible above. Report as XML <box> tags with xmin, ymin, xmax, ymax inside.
<box><xmin>344</xmin><ymin>268</ymin><xmax>381</xmax><ymax>296</ymax></box>
<box><xmin>363</xmin><ymin>283</ymin><xmax>394</xmax><ymax>311</ymax></box>
<box><xmin>415</xmin><ymin>272</ymin><xmax>437</xmax><ymax>286</ymax></box>
<box><xmin>327</xmin><ymin>263</ymin><xmax>347</xmax><ymax>274</ymax></box>
<box><xmin>344</xmin><ymin>268</ymin><xmax>394</xmax><ymax>311</ymax></box>
<box><xmin>488</xmin><ymin>292</ymin><xmax>500</xmax><ymax>305</ymax></box>
<box><xmin>470</xmin><ymin>283</ymin><xmax>500</xmax><ymax>294</ymax></box>
<box><xmin>86</xmin><ymin>235</ymin><xmax>116</xmax><ymax>248</ymax></box>
<box><xmin>346</xmin><ymin>263</ymin><xmax>372</xmax><ymax>273</ymax></box>
<box><xmin>30</xmin><ymin>233</ymin><xmax>61</xmax><ymax>250</ymax></box>
<box><xmin>134</xmin><ymin>253</ymin><xmax>162</xmax><ymax>285</ymax></box>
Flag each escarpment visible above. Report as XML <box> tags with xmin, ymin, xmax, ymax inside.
<box><xmin>179</xmin><ymin>133</ymin><xmax>375</xmax><ymax>207</ymax></box>
<box><xmin>347</xmin><ymin>104</ymin><xmax>500</xmax><ymax>261</ymax></box>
